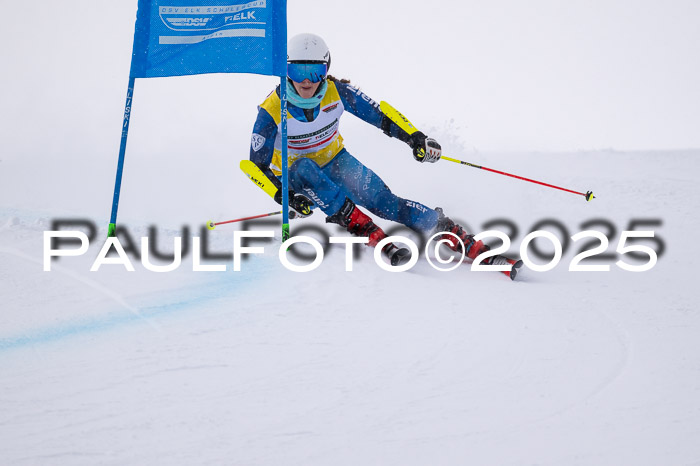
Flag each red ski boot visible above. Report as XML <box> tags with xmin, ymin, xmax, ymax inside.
<box><xmin>434</xmin><ymin>207</ymin><xmax>488</xmax><ymax>259</ymax></box>
<box><xmin>435</xmin><ymin>208</ymin><xmax>523</xmax><ymax>280</ymax></box>
<box><xmin>327</xmin><ymin>198</ymin><xmax>411</xmax><ymax>266</ymax></box>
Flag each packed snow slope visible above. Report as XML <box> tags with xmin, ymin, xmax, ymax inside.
<box><xmin>2</xmin><ymin>1</ymin><xmax>700</xmax><ymax>464</ymax></box>
<box><xmin>2</xmin><ymin>148</ymin><xmax>699</xmax><ymax>465</ymax></box>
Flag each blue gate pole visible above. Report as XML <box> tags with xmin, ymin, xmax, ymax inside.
<box><xmin>280</xmin><ymin>76</ymin><xmax>290</xmax><ymax>241</ymax></box>
<box><xmin>108</xmin><ymin>76</ymin><xmax>136</xmax><ymax>237</ymax></box>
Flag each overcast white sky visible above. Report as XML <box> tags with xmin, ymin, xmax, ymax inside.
<box><xmin>1</xmin><ymin>0</ymin><xmax>698</xmax><ymax>159</ymax></box>
<box><xmin>293</xmin><ymin>0</ymin><xmax>700</xmax><ymax>152</ymax></box>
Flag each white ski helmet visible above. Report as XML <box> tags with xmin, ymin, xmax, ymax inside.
<box><xmin>287</xmin><ymin>33</ymin><xmax>331</xmax><ymax>69</ymax></box>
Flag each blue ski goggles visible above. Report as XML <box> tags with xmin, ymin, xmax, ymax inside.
<box><xmin>287</xmin><ymin>61</ymin><xmax>328</xmax><ymax>83</ymax></box>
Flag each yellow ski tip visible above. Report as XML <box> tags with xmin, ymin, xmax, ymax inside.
<box><xmin>240</xmin><ymin>159</ymin><xmax>279</xmax><ymax>199</ymax></box>
<box><xmin>379</xmin><ymin>101</ymin><xmax>419</xmax><ymax>135</ymax></box>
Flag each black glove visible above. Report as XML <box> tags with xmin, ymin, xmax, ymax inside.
<box><xmin>274</xmin><ymin>190</ymin><xmax>314</xmax><ymax>217</ymax></box>
<box><xmin>409</xmin><ymin>131</ymin><xmax>442</xmax><ymax>163</ymax></box>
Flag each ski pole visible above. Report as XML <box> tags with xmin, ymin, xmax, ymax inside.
<box><xmin>441</xmin><ymin>156</ymin><xmax>595</xmax><ymax>201</ymax></box>
<box><xmin>378</xmin><ymin>100</ymin><xmax>595</xmax><ymax>202</ymax></box>
<box><xmin>206</xmin><ymin>211</ymin><xmax>282</xmax><ymax>230</ymax></box>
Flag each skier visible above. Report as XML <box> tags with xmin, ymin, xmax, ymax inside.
<box><xmin>248</xmin><ymin>33</ymin><xmax>521</xmax><ymax>277</ymax></box>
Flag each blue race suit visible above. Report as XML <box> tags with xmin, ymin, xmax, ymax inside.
<box><xmin>249</xmin><ymin>78</ymin><xmax>439</xmax><ymax>233</ymax></box>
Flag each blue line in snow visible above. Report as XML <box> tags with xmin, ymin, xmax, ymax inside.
<box><xmin>0</xmin><ymin>265</ymin><xmax>268</xmax><ymax>354</ymax></box>
<box><xmin>0</xmin><ymin>299</ymin><xmax>190</xmax><ymax>352</ymax></box>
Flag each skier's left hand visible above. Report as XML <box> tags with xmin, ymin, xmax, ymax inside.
<box><xmin>290</xmin><ymin>193</ymin><xmax>314</xmax><ymax>218</ymax></box>
<box><xmin>274</xmin><ymin>190</ymin><xmax>314</xmax><ymax>218</ymax></box>
<box><xmin>410</xmin><ymin>131</ymin><xmax>442</xmax><ymax>163</ymax></box>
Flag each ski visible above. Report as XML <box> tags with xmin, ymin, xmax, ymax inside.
<box><xmin>240</xmin><ymin>159</ymin><xmax>279</xmax><ymax>200</ymax></box>
<box><xmin>492</xmin><ymin>256</ymin><xmax>524</xmax><ymax>280</ymax></box>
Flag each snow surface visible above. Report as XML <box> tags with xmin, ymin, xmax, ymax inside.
<box><xmin>2</xmin><ymin>148</ymin><xmax>699</xmax><ymax>465</ymax></box>
<box><xmin>2</xmin><ymin>1</ymin><xmax>700</xmax><ymax>465</ymax></box>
